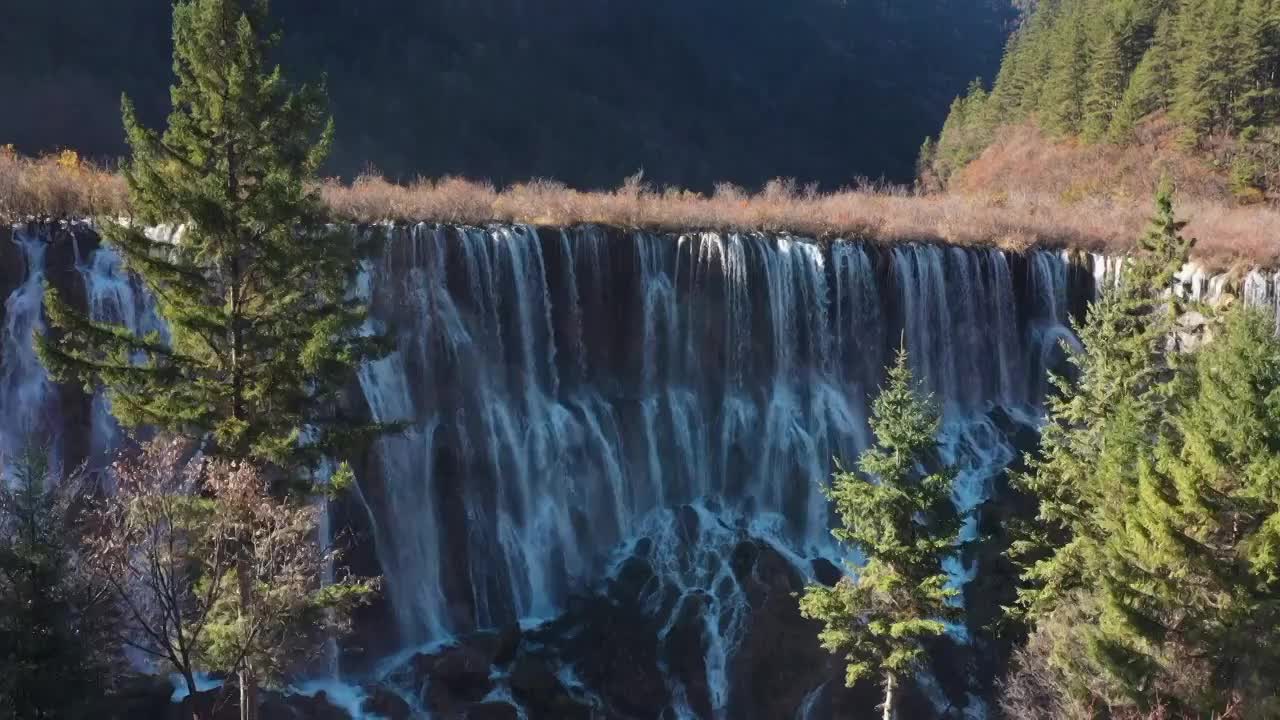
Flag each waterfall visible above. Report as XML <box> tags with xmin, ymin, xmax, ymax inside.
<box><xmin>353</xmin><ymin>225</ymin><xmax>1077</xmax><ymax>654</ymax></box>
<box><xmin>0</xmin><ymin>225</ymin><xmax>164</xmax><ymax>476</ymax></box>
<box><xmin>0</xmin><ymin>228</ymin><xmax>57</xmax><ymax>473</ymax></box>
<box><xmin>79</xmin><ymin>245</ymin><xmax>166</xmax><ymax>463</ymax></box>
<box><xmin>33</xmin><ymin>220</ymin><xmax>1276</xmax><ymax>716</ymax></box>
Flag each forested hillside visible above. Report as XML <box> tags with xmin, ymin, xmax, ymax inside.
<box><xmin>924</xmin><ymin>0</ymin><xmax>1280</xmax><ymax>201</ymax></box>
<box><xmin>0</xmin><ymin>0</ymin><xmax>1013</xmax><ymax>189</ymax></box>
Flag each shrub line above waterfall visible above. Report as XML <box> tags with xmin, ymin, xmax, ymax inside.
<box><xmin>5</xmin><ymin>147</ymin><xmax>1280</xmax><ymax>267</ymax></box>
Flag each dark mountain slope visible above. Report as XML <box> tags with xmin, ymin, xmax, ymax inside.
<box><xmin>1</xmin><ymin>0</ymin><xmax>1013</xmax><ymax>189</ymax></box>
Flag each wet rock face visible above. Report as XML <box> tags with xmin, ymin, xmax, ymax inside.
<box><xmin>103</xmin><ymin>678</ymin><xmax>360</xmax><ymax>720</ymax></box>
<box><xmin>414</xmin><ymin>644</ymin><xmax>494</xmax><ymax>712</ymax></box>
<box><xmin>466</xmin><ymin>702</ymin><xmax>521</xmax><ymax>720</ymax></box>
<box><xmin>263</xmin><ymin>690</ymin><xmax>355</xmax><ymax>720</ymax></box>
<box><xmin>0</xmin><ymin>226</ymin><xmax>22</xmax><ymax>304</ymax></box>
<box><xmin>727</xmin><ymin>539</ymin><xmax>827</xmax><ymax>719</ymax></box>
<box><xmin>370</xmin><ymin>517</ymin><xmax>944</xmax><ymax>719</ymax></box>
<box><xmin>359</xmin><ymin>686</ymin><xmax>412</xmax><ymax>720</ymax></box>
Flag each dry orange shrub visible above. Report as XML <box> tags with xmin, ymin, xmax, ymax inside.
<box><xmin>3</xmin><ymin>147</ymin><xmax>1277</xmax><ymax>268</ymax></box>
<box><xmin>0</xmin><ymin>149</ymin><xmax>128</xmax><ymax>220</ymax></box>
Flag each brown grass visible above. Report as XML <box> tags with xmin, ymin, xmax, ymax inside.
<box><xmin>953</xmin><ymin>117</ymin><xmax>1232</xmax><ymax>203</ymax></box>
<box><xmin>4</xmin><ymin>145</ymin><xmax>1278</xmax><ymax>268</ymax></box>
<box><xmin>0</xmin><ymin>146</ymin><xmax>128</xmax><ymax>220</ymax></box>
<box><xmin>951</xmin><ymin>121</ymin><xmax>1280</xmax><ymax>266</ymax></box>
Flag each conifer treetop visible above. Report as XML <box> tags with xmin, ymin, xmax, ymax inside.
<box><xmin>37</xmin><ymin>0</ymin><xmax>392</xmax><ymax>476</ymax></box>
<box><xmin>801</xmin><ymin>347</ymin><xmax>962</xmax><ymax>707</ymax></box>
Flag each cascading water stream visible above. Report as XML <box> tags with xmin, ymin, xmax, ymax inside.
<box><xmin>345</xmin><ymin>224</ymin><xmax>1084</xmax><ymax>717</ymax></box>
<box><xmin>0</xmin><ymin>228</ymin><xmax>56</xmax><ymax>474</ymax></box>
<box><xmin>79</xmin><ymin>245</ymin><xmax>167</xmax><ymax>464</ymax></box>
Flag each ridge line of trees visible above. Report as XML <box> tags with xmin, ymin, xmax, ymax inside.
<box><xmin>923</xmin><ymin>0</ymin><xmax>1280</xmax><ymax>201</ymax></box>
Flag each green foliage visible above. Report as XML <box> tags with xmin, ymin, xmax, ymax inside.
<box><xmin>1009</xmin><ymin>189</ymin><xmax>1280</xmax><ymax>714</ymax></box>
<box><xmin>1013</xmin><ymin>189</ymin><xmax>1192</xmax><ymax>668</ymax></box>
<box><xmin>924</xmin><ymin>0</ymin><xmax>1280</xmax><ymax>186</ymax></box>
<box><xmin>930</xmin><ymin>79</ymin><xmax>997</xmax><ymax>183</ymax></box>
<box><xmin>1234</xmin><ymin>0</ymin><xmax>1280</xmax><ymax>130</ymax></box>
<box><xmin>1082</xmin><ymin>23</ymin><xmax>1128</xmax><ymax>142</ymax></box>
<box><xmin>1041</xmin><ymin>6</ymin><xmax>1093</xmax><ymax>136</ymax></box>
<box><xmin>1109</xmin><ymin>18</ymin><xmax>1177</xmax><ymax>141</ymax></box>
<box><xmin>89</xmin><ymin>441</ymin><xmax>377</xmax><ymax>713</ymax></box>
<box><xmin>0</xmin><ymin>449</ymin><xmax>118</xmax><ymax>720</ymax></box>
<box><xmin>35</xmin><ymin>0</ymin><xmax>392</xmax><ymax>479</ymax></box>
<box><xmin>1145</xmin><ymin>307</ymin><xmax>1280</xmax><ymax>710</ymax></box>
<box><xmin>1171</xmin><ymin>0</ymin><xmax>1239</xmax><ymax>145</ymax></box>
<box><xmin>1230</xmin><ymin>150</ymin><xmax>1267</xmax><ymax>202</ymax></box>
<box><xmin>30</xmin><ymin>3</ymin><xmax>390</xmax><ymax>717</ymax></box>
<box><xmin>193</xmin><ymin>462</ymin><xmax>378</xmax><ymax>688</ymax></box>
<box><xmin>800</xmin><ymin>349</ymin><xmax>961</xmax><ymax>708</ymax></box>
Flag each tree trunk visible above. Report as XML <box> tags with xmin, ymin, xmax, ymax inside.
<box><xmin>882</xmin><ymin>672</ymin><xmax>896</xmax><ymax>720</ymax></box>
<box><xmin>182</xmin><ymin>671</ymin><xmax>204</xmax><ymax>720</ymax></box>
<box><xmin>237</xmin><ymin>553</ymin><xmax>259</xmax><ymax>720</ymax></box>
<box><xmin>238</xmin><ymin>665</ymin><xmax>258</xmax><ymax>720</ymax></box>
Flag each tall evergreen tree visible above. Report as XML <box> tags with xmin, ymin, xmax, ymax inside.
<box><xmin>1015</xmin><ymin>304</ymin><xmax>1280</xmax><ymax>715</ymax></box>
<box><xmin>1233</xmin><ymin>0</ymin><xmax>1280</xmax><ymax>130</ymax></box>
<box><xmin>1040</xmin><ymin>5</ymin><xmax>1092</xmax><ymax>135</ymax></box>
<box><xmin>38</xmin><ymin>0</ymin><xmax>388</xmax><ymax>475</ymax></box>
<box><xmin>1014</xmin><ymin>0</ymin><xmax>1063</xmax><ymax>117</ymax></box>
<box><xmin>990</xmin><ymin>18</ymin><xmax>1042</xmax><ymax>121</ymax></box>
<box><xmin>1082</xmin><ymin>22</ymin><xmax>1129</xmax><ymax>142</ymax></box>
<box><xmin>800</xmin><ymin>349</ymin><xmax>962</xmax><ymax>720</ymax></box>
<box><xmin>931</xmin><ymin>79</ymin><xmax>996</xmax><ymax>182</ymax></box>
<box><xmin>1141</xmin><ymin>306</ymin><xmax>1280</xmax><ymax>713</ymax></box>
<box><xmin>1014</xmin><ymin>187</ymin><xmax>1188</xmax><ymax>637</ymax></box>
<box><xmin>1109</xmin><ymin>16</ymin><xmax>1177</xmax><ymax>140</ymax></box>
<box><xmin>1011</xmin><ymin>188</ymin><xmax>1203</xmax><ymax>711</ymax></box>
<box><xmin>34</xmin><ymin>1</ymin><xmax>389</xmax><ymax>717</ymax></box>
<box><xmin>1172</xmin><ymin>0</ymin><xmax>1239</xmax><ymax>142</ymax></box>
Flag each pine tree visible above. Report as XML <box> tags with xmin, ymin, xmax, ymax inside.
<box><xmin>929</xmin><ymin>78</ymin><xmax>1001</xmax><ymax>186</ymax></box>
<box><xmin>37</xmin><ymin>0</ymin><xmax>389</xmax><ymax>475</ymax></box>
<box><xmin>0</xmin><ymin>449</ymin><xmax>118</xmax><ymax>720</ymax></box>
<box><xmin>1082</xmin><ymin>23</ymin><xmax>1128</xmax><ymax>142</ymax></box>
<box><xmin>990</xmin><ymin>17</ymin><xmax>1042</xmax><ymax>121</ymax></box>
<box><xmin>1143</xmin><ymin>307</ymin><xmax>1280</xmax><ymax>712</ymax></box>
<box><xmin>1172</xmin><ymin>0</ymin><xmax>1239</xmax><ymax>143</ymax></box>
<box><xmin>1233</xmin><ymin>0</ymin><xmax>1280</xmax><ymax>130</ymax></box>
<box><xmin>1067</xmin><ymin>304</ymin><xmax>1280</xmax><ymax>714</ymax></box>
<box><xmin>800</xmin><ymin>349</ymin><xmax>962</xmax><ymax>720</ymax></box>
<box><xmin>916</xmin><ymin>136</ymin><xmax>940</xmax><ymax>191</ymax></box>
<box><xmin>34</xmin><ymin>1</ymin><xmax>389</xmax><ymax>717</ymax></box>
<box><xmin>1012</xmin><ymin>187</ymin><xmax>1194</xmax><ymax>708</ymax></box>
<box><xmin>1109</xmin><ymin>17</ymin><xmax>1176</xmax><ymax>140</ymax></box>
<box><xmin>1003</xmin><ymin>189</ymin><xmax>1254</xmax><ymax>712</ymax></box>
<box><xmin>1013</xmin><ymin>0</ymin><xmax>1063</xmax><ymax>117</ymax></box>
<box><xmin>1040</xmin><ymin>4</ymin><xmax>1092</xmax><ymax>135</ymax></box>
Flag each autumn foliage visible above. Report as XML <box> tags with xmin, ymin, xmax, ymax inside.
<box><xmin>4</xmin><ymin>146</ymin><xmax>1280</xmax><ymax>267</ymax></box>
<box><xmin>86</xmin><ymin>438</ymin><xmax>375</xmax><ymax>710</ymax></box>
